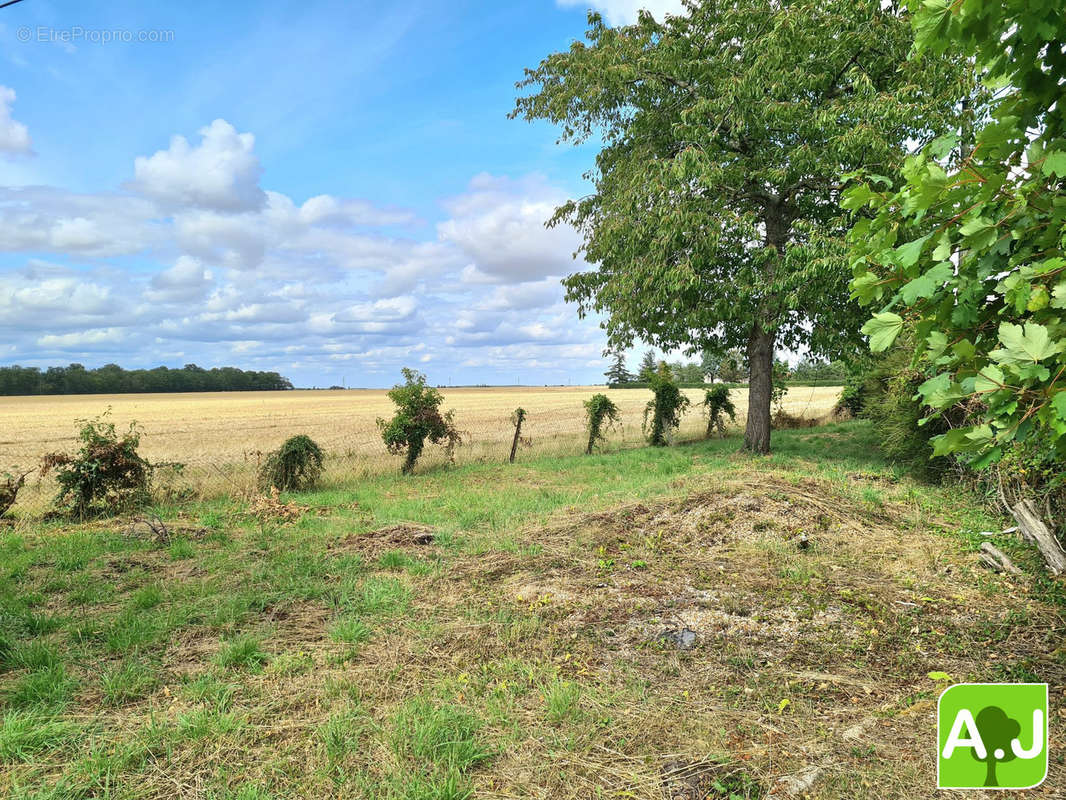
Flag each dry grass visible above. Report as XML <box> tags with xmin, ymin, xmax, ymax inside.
<box><xmin>0</xmin><ymin>386</ymin><xmax>841</xmax><ymax>513</ymax></box>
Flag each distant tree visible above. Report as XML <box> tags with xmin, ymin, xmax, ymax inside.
<box><xmin>0</xmin><ymin>363</ymin><xmax>293</xmax><ymax>395</ymax></box>
<box><xmin>669</xmin><ymin>362</ymin><xmax>705</xmax><ymax>384</ymax></box>
<box><xmin>700</xmin><ymin>350</ymin><xmax>724</xmax><ymax>383</ymax></box>
<box><xmin>604</xmin><ymin>351</ymin><xmax>632</xmax><ymax>385</ymax></box>
<box><xmin>718</xmin><ymin>348</ymin><xmax>747</xmax><ymax>383</ymax></box>
<box><xmin>637</xmin><ymin>350</ymin><xmax>657</xmax><ymax>382</ymax></box>
<box><xmin>514</xmin><ymin>0</ymin><xmax>969</xmax><ymax>453</ymax></box>
<box><xmin>791</xmin><ymin>357</ymin><xmax>847</xmax><ymax>383</ymax></box>
<box><xmin>378</xmin><ymin>368</ymin><xmax>462</xmax><ymax>475</ymax></box>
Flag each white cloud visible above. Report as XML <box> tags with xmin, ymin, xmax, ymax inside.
<box><xmin>37</xmin><ymin>328</ymin><xmax>127</xmax><ymax>349</ymax></box>
<box><xmin>131</xmin><ymin>119</ymin><xmax>266</xmax><ymax>212</ymax></box>
<box><xmin>146</xmin><ymin>256</ymin><xmax>214</xmax><ymax>303</ymax></box>
<box><xmin>437</xmin><ymin>173</ymin><xmax>581</xmax><ymax>283</ymax></box>
<box><xmin>556</xmin><ymin>0</ymin><xmax>687</xmax><ymax>26</ymax></box>
<box><xmin>299</xmin><ymin>195</ymin><xmax>416</xmax><ymax>227</ymax></box>
<box><xmin>0</xmin><ymin>86</ymin><xmax>32</xmax><ymax>156</ymax></box>
<box><xmin>0</xmin><ymin>113</ymin><xmax>611</xmax><ymax>384</ymax></box>
<box><xmin>0</xmin><ymin>187</ymin><xmax>160</xmax><ymax>257</ymax></box>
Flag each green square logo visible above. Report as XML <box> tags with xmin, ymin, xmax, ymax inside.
<box><xmin>938</xmin><ymin>683</ymin><xmax>1048</xmax><ymax>790</ymax></box>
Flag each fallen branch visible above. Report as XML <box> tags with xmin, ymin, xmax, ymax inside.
<box><xmin>978</xmin><ymin>542</ymin><xmax>1023</xmax><ymax>576</ymax></box>
<box><xmin>1011</xmin><ymin>499</ymin><xmax>1066</xmax><ymax>576</ymax></box>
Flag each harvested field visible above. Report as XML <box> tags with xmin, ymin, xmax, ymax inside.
<box><xmin>0</xmin><ymin>386</ymin><xmax>841</xmax><ymax>514</ymax></box>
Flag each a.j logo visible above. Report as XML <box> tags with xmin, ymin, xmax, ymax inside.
<box><xmin>937</xmin><ymin>683</ymin><xmax>1048</xmax><ymax>790</ymax></box>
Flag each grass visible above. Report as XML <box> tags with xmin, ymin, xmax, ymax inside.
<box><xmin>0</xmin><ymin>421</ymin><xmax>1063</xmax><ymax>799</ymax></box>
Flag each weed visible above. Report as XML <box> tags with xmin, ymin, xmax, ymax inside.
<box><xmin>130</xmin><ymin>583</ymin><xmax>163</xmax><ymax>610</ymax></box>
<box><xmin>100</xmin><ymin>659</ymin><xmax>158</xmax><ymax>706</ymax></box>
<box><xmin>390</xmin><ymin>697</ymin><xmax>490</xmax><ymax>776</ymax></box>
<box><xmin>318</xmin><ymin>708</ymin><xmax>368</xmax><ymax>762</ymax></box>
<box><xmin>216</xmin><ymin>635</ymin><xmax>268</xmax><ymax>671</ymax></box>
<box><xmin>329</xmin><ymin>616</ymin><xmax>373</xmax><ymax>645</ymax></box>
<box><xmin>258</xmin><ymin>434</ymin><xmax>325</xmax><ymax>492</ymax></box>
<box><xmin>543</xmin><ymin>679</ymin><xmax>583</xmax><ymax>723</ymax></box>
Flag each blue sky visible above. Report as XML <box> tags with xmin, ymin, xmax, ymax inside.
<box><xmin>0</xmin><ymin>0</ymin><xmax>686</xmax><ymax>387</ymax></box>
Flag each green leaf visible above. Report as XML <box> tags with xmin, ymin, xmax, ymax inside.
<box><xmin>919</xmin><ymin>373</ymin><xmax>964</xmax><ymax>408</ymax></box>
<box><xmin>959</xmin><ymin>217</ymin><xmax>998</xmax><ymax>250</ymax></box>
<box><xmin>931</xmin><ymin>428</ymin><xmax>972</xmax><ymax>457</ymax></box>
<box><xmin>900</xmin><ymin>262</ymin><xmax>953</xmax><ymax>304</ymax></box>
<box><xmin>931</xmin><ymin>234</ymin><xmax>952</xmax><ymax>261</ymax></box>
<box><xmin>1027</xmin><ymin>285</ymin><xmax>1050</xmax><ymax>311</ymax></box>
<box><xmin>850</xmin><ymin>271</ymin><xmax>881</xmax><ymax>302</ymax></box>
<box><xmin>841</xmin><ymin>184</ymin><xmax>875</xmax><ymax>211</ymax></box>
<box><xmin>1042</xmin><ymin>150</ymin><xmax>1066</xmax><ymax>178</ymax></box>
<box><xmin>1052</xmin><ymin>280</ymin><xmax>1066</xmax><ymax>310</ymax></box>
<box><xmin>926</xmin><ymin>330</ymin><xmax>949</xmax><ymax>360</ymax></box>
<box><xmin>862</xmin><ymin>313</ymin><xmax>904</xmax><ymax>353</ymax></box>
<box><xmin>927</xmin><ymin>671</ymin><xmax>953</xmax><ymax>683</ymax></box>
<box><xmin>893</xmin><ymin>233</ymin><xmax>932</xmax><ymax>270</ymax></box>
<box><xmin>975</xmin><ymin>366</ymin><xmax>1005</xmax><ymax>393</ymax></box>
<box><xmin>991</xmin><ymin>322</ymin><xmax>1061</xmax><ymax>364</ymax></box>
<box><xmin>1052</xmin><ymin>391</ymin><xmax>1066</xmax><ymax>423</ymax></box>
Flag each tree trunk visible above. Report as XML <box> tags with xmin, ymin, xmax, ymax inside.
<box><xmin>744</xmin><ymin>324</ymin><xmax>775</xmax><ymax>454</ymax></box>
<box><xmin>744</xmin><ymin>202</ymin><xmax>787</xmax><ymax>455</ymax></box>
<box><xmin>984</xmin><ymin>758</ymin><xmax>998</xmax><ymax>788</ymax></box>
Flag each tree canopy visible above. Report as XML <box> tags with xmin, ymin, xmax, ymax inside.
<box><xmin>846</xmin><ymin>0</ymin><xmax>1066</xmax><ymax>467</ymax></box>
<box><xmin>513</xmin><ymin>0</ymin><xmax>969</xmax><ymax>452</ymax></box>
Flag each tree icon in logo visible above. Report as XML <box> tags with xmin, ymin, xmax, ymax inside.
<box><xmin>973</xmin><ymin>706</ymin><xmax>1020</xmax><ymax>787</ymax></box>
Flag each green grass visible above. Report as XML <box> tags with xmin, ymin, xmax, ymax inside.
<box><xmin>99</xmin><ymin>659</ymin><xmax>158</xmax><ymax>706</ymax></box>
<box><xmin>0</xmin><ymin>710</ymin><xmax>78</xmax><ymax>761</ymax></box>
<box><xmin>4</xmin><ymin>664</ymin><xmax>76</xmax><ymax>710</ymax></box>
<box><xmin>216</xmin><ymin>635</ymin><xmax>269</xmax><ymax>671</ymax></box>
<box><xmin>1</xmin><ymin>422</ymin><xmax>1061</xmax><ymax>799</ymax></box>
<box><xmin>329</xmin><ymin>616</ymin><xmax>373</xmax><ymax>645</ymax></box>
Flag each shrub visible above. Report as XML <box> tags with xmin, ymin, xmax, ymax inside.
<box><xmin>643</xmin><ymin>365</ymin><xmax>690</xmax><ymax>446</ymax></box>
<box><xmin>0</xmin><ymin>470</ymin><xmax>29</xmax><ymax>518</ymax></box>
<box><xmin>861</xmin><ymin>345</ymin><xmax>951</xmax><ymax>481</ymax></box>
<box><xmin>41</xmin><ymin>414</ymin><xmax>153</xmax><ymax>518</ymax></box>
<box><xmin>835</xmin><ymin>364</ymin><xmax>869</xmax><ymax>417</ymax></box>
<box><xmin>982</xmin><ymin>438</ymin><xmax>1066</xmax><ymax>525</ymax></box>
<box><xmin>702</xmin><ymin>385</ymin><xmax>736</xmax><ymax>438</ymax></box>
<box><xmin>258</xmin><ymin>435</ymin><xmax>324</xmax><ymax>492</ymax></box>
<box><xmin>377</xmin><ymin>369</ymin><xmax>462</xmax><ymax>475</ymax></box>
<box><xmin>583</xmin><ymin>394</ymin><xmax>621</xmax><ymax>454</ymax></box>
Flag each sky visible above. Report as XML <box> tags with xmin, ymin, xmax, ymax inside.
<box><xmin>0</xmin><ymin>0</ymin><xmax>689</xmax><ymax>388</ymax></box>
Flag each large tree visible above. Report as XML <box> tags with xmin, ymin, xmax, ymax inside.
<box><xmin>513</xmin><ymin>0</ymin><xmax>967</xmax><ymax>452</ymax></box>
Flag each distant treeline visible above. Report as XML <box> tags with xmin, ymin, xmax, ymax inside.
<box><xmin>0</xmin><ymin>364</ymin><xmax>293</xmax><ymax>396</ymax></box>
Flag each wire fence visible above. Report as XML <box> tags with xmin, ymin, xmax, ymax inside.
<box><xmin>1</xmin><ymin>386</ymin><xmax>842</xmax><ymax>516</ymax></box>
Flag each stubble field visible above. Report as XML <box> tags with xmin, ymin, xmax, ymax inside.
<box><xmin>0</xmin><ymin>386</ymin><xmax>841</xmax><ymax>514</ymax></box>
